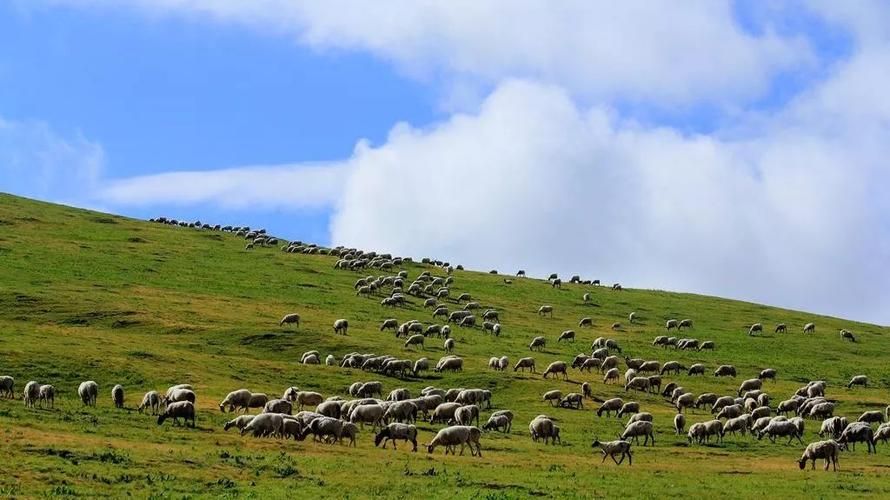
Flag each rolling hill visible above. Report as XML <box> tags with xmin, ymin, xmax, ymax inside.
<box><xmin>0</xmin><ymin>192</ymin><xmax>888</xmax><ymax>498</ymax></box>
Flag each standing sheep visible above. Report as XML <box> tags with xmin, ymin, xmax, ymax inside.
<box><xmin>279</xmin><ymin>313</ymin><xmax>300</xmax><ymax>328</ymax></box>
<box><xmin>803</xmin><ymin>322</ymin><xmax>816</xmax><ymax>334</ymax></box>
<box><xmin>748</xmin><ymin>323</ymin><xmax>763</xmax><ymax>336</ymax></box>
<box><xmin>78</xmin><ymin>381</ymin><xmax>99</xmax><ymax>407</ymax></box>
<box><xmin>542</xmin><ymin>361</ymin><xmax>568</xmax><ymax>380</ymax></box>
<box><xmin>111</xmin><ymin>384</ymin><xmax>125</xmax><ymax>409</ymax></box>
<box><xmin>333</xmin><ymin>319</ymin><xmax>349</xmax><ymax>335</ymax></box>
<box><xmin>798</xmin><ymin>440</ymin><xmax>840</xmax><ymax>471</ymax></box>
<box><xmin>138</xmin><ymin>391</ymin><xmax>161</xmax><ymax>415</ymax></box>
<box><xmin>674</xmin><ymin>414</ymin><xmax>686</xmax><ymax>435</ymax></box>
<box><xmin>538</xmin><ymin>305</ymin><xmax>553</xmax><ymax>317</ymax></box>
<box><xmin>426</xmin><ymin>426</ymin><xmax>482</xmax><ymax>456</ymax></box>
<box><xmin>0</xmin><ymin>376</ymin><xmax>14</xmax><ymax>399</ymax></box>
<box><xmin>157</xmin><ymin>401</ymin><xmax>196</xmax><ymax>427</ymax></box>
<box><xmin>444</xmin><ymin>338</ymin><xmax>455</xmax><ymax>354</ymax></box>
<box><xmin>847</xmin><ymin>375</ymin><xmax>868</xmax><ymax>389</ymax></box>
<box><xmin>591</xmin><ymin>439</ymin><xmax>632</xmax><ymax>465</ymax></box>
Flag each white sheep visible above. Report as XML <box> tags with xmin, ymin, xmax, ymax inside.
<box><xmin>803</xmin><ymin>322</ymin><xmax>815</xmax><ymax>334</ymax></box>
<box><xmin>542</xmin><ymin>361</ymin><xmax>568</xmax><ymax>380</ymax></box>
<box><xmin>444</xmin><ymin>338</ymin><xmax>455</xmax><ymax>354</ymax></box>
<box><xmin>375</xmin><ymin>423</ymin><xmax>418</xmax><ymax>451</ymax></box>
<box><xmin>514</xmin><ymin>357</ymin><xmax>536</xmax><ymax>373</ymax></box>
<box><xmin>241</xmin><ymin>412</ymin><xmax>283</xmax><ymax>437</ymax></box>
<box><xmin>591</xmin><ymin>439</ymin><xmax>632</xmax><ymax>465</ymax></box>
<box><xmin>748</xmin><ymin>323</ymin><xmax>763</xmax><ymax>336</ymax></box>
<box><xmin>279</xmin><ymin>313</ymin><xmax>300</xmax><ymax>327</ymax></box>
<box><xmin>138</xmin><ymin>391</ymin><xmax>161</xmax><ymax>415</ymax></box>
<box><xmin>224</xmin><ymin>415</ymin><xmax>255</xmax><ymax>431</ymax></box>
<box><xmin>838</xmin><ymin>422</ymin><xmax>876</xmax><ymax>453</ymax></box>
<box><xmin>37</xmin><ymin>384</ymin><xmax>56</xmax><ymax>408</ymax></box>
<box><xmin>542</xmin><ymin>390</ymin><xmax>563</xmax><ymax>407</ymax></box>
<box><xmin>674</xmin><ymin>414</ymin><xmax>686</xmax><ymax>435</ymax></box>
<box><xmin>597</xmin><ymin>398</ymin><xmax>624</xmax><ymax>417</ymax></box>
<box><xmin>333</xmin><ymin>318</ymin><xmax>349</xmax><ymax>335</ymax></box>
<box><xmin>621</xmin><ymin>421</ymin><xmax>655</xmax><ymax>446</ymax></box>
<box><xmin>427</xmin><ymin>425</ymin><xmax>482</xmax><ymax>456</ymax></box>
<box><xmin>111</xmin><ymin>384</ymin><xmax>124</xmax><ymax>409</ymax></box>
<box><xmin>157</xmin><ymin>401</ymin><xmax>196</xmax><ymax>427</ymax></box>
<box><xmin>847</xmin><ymin>375</ymin><xmax>868</xmax><ymax>389</ymax></box>
<box><xmin>219</xmin><ymin>389</ymin><xmax>252</xmax><ymax>413</ymax></box>
<box><xmin>798</xmin><ymin>440</ymin><xmax>840</xmax><ymax>471</ymax></box>
<box><xmin>529</xmin><ymin>416</ymin><xmax>560</xmax><ymax>444</ymax></box>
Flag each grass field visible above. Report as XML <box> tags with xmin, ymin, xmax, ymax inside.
<box><xmin>0</xmin><ymin>192</ymin><xmax>888</xmax><ymax>499</ymax></box>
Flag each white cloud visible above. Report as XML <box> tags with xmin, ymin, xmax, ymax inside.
<box><xmin>0</xmin><ymin>117</ymin><xmax>105</xmax><ymax>203</ymax></box>
<box><xmin>44</xmin><ymin>0</ymin><xmax>812</xmax><ymax>106</ymax></box>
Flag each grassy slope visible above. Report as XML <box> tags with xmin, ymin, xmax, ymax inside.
<box><xmin>0</xmin><ymin>192</ymin><xmax>888</xmax><ymax>499</ymax></box>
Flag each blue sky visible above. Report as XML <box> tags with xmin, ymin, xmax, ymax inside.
<box><xmin>1</xmin><ymin>1</ymin><xmax>889</xmax><ymax>324</ymax></box>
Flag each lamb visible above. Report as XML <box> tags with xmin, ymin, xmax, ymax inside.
<box><xmin>616</xmin><ymin>402</ymin><xmax>639</xmax><ymax>418</ymax></box>
<box><xmin>538</xmin><ymin>305</ymin><xmax>553</xmax><ymax>317</ymax></box>
<box><xmin>483</xmin><ymin>414</ymin><xmax>511</xmax><ymax>433</ymax></box>
<box><xmin>858</xmin><ymin>411</ymin><xmax>885</xmax><ymax>425</ymax></box>
<box><xmin>847</xmin><ymin>375</ymin><xmax>868</xmax><ymax>389</ymax></box>
<box><xmin>138</xmin><ymin>391</ymin><xmax>161</xmax><ymax>415</ymax></box>
<box><xmin>157</xmin><ymin>401</ymin><xmax>196</xmax><ymax>427</ymax></box>
<box><xmin>529</xmin><ymin>416</ymin><xmax>560</xmax><ymax>444</ymax></box>
<box><xmin>803</xmin><ymin>322</ymin><xmax>816</xmax><ymax>334</ymax></box>
<box><xmin>543</xmin><ymin>390</ymin><xmax>563</xmax><ymax>407</ymax></box>
<box><xmin>798</xmin><ymin>440</ymin><xmax>840</xmax><ymax>471</ymax></box>
<box><xmin>78</xmin><ymin>381</ymin><xmax>99</xmax><ymax>406</ymax></box>
<box><xmin>333</xmin><ymin>319</ymin><xmax>349</xmax><ymax>335</ymax></box>
<box><xmin>38</xmin><ymin>384</ymin><xmax>55</xmax><ymax>408</ymax></box>
<box><xmin>621</xmin><ymin>421</ymin><xmax>655</xmax><ymax>446</ymax></box>
<box><xmin>0</xmin><ymin>376</ymin><xmax>13</xmax><ymax>399</ymax></box>
<box><xmin>838</xmin><ymin>422</ymin><xmax>876</xmax><ymax>453</ymax></box>
<box><xmin>579</xmin><ymin>317</ymin><xmax>593</xmax><ymax>328</ymax></box>
<box><xmin>454</xmin><ymin>405</ymin><xmax>480</xmax><ymax>426</ymax></box>
<box><xmin>542</xmin><ymin>361</ymin><xmax>568</xmax><ymax>380</ymax></box>
<box><xmin>738</xmin><ymin>378</ymin><xmax>763</xmax><ymax>396</ymax></box>
<box><xmin>404</xmin><ymin>334</ymin><xmax>425</xmax><ymax>350</ymax></box>
<box><xmin>529</xmin><ymin>336</ymin><xmax>546</xmax><ymax>351</ymax></box>
<box><xmin>748</xmin><ymin>323</ymin><xmax>763</xmax><ymax>336</ymax></box>
<box><xmin>263</xmin><ymin>398</ymin><xmax>294</xmax><ymax>415</ymax></box>
<box><xmin>375</xmin><ymin>423</ymin><xmax>418</xmax><ymax>451</ymax></box>
<box><xmin>759</xmin><ymin>368</ymin><xmax>777</xmax><ymax>381</ymax></box>
<box><xmin>597</xmin><ymin>398</ymin><xmax>624</xmax><ymax>417</ymax></box>
<box><xmin>624</xmin><ymin>377</ymin><xmax>651</xmax><ymax>393</ymax></box>
<box><xmin>224</xmin><ymin>415</ymin><xmax>255</xmax><ymax>431</ymax></box>
<box><xmin>279</xmin><ymin>313</ymin><xmax>300</xmax><ymax>327</ymax></box>
<box><xmin>350</xmin><ymin>403</ymin><xmax>386</xmax><ymax>430</ymax></box>
<box><xmin>714</xmin><ymin>365</ymin><xmax>737</xmax><ymax>377</ymax></box>
<box><xmin>241</xmin><ymin>412</ymin><xmax>284</xmax><ymax>437</ymax></box>
<box><xmin>111</xmin><ymin>384</ymin><xmax>124</xmax><ymax>409</ymax></box>
<box><xmin>427</xmin><ymin>426</ymin><xmax>482</xmax><ymax>456</ymax></box>
<box><xmin>557</xmin><ymin>330</ymin><xmax>576</xmax><ymax>343</ymax></box>
<box><xmin>219</xmin><ymin>389</ymin><xmax>253</xmax><ymax>413</ymax></box>
<box><xmin>591</xmin><ymin>439</ymin><xmax>632</xmax><ymax>465</ymax></box>
<box><xmin>674</xmin><ymin>414</ymin><xmax>686</xmax><ymax>435</ymax></box>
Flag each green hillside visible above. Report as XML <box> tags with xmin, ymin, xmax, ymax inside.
<box><xmin>0</xmin><ymin>192</ymin><xmax>888</xmax><ymax>498</ymax></box>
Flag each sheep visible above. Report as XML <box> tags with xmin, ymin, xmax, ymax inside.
<box><xmin>579</xmin><ymin>358</ymin><xmax>602</xmax><ymax>373</ymax></box>
<box><xmin>597</xmin><ymin>398</ymin><xmax>624</xmax><ymax>417</ymax></box>
<box><xmin>492</xmin><ymin>323</ymin><xmax>502</xmax><ymax>336</ymax></box>
<box><xmin>624</xmin><ymin>368</ymin><xmax>638</xmax><ymax>383</ymax></box>
<box><xmin>579</xmin><ymin>317</ymin><xmax>593</xmax><ymax>328</ymax></box>
<box><xmin>375</xmin><ymin>423</ymin><xmax>418</xmax><ymax>451</ymax></box>
<box><xmin>674</xmin><ymin>414</ymin><xmax>686</xmax><ymax>435</ymax></box>
<box><xmin>333</xmin><ymin>319</ymin><xmax>349</xmax><ymax>335</ymax></box>
<box><xmin>738</xmin><ymin>378</ymin><xmax>763</xmax><ymax>397</ymax></box>
<box><xmin>242</xmin><ymin>412</ymin><xmax>284</xmax><ymax>438</ymax></box>
<box><xmin>694</xmin><ymin>393</ymin><xmax>718</xmax><ymax>409</ymax></box>
<box><xmin>459</xmin><ymin>315</ymin><xmax>476</xmax><ymax>328</ymax></box>
<box><xmin>676</xmin><ymin>393</ymin><xmax>695</xmax><ymax>413</ymax></box>
<box><xmin>279</xmin><ymin>313</ymin><xmax>300</xmax><ymax>327</ymax></box>
<box><xmin>803</xmin><ymin>322</ymin><xmax>816</xmax><ymax>334</ymax></box>
<box><xmin>543</xmin><ymin>390</ymin><xmax>563</xmax><ymax>407</ymax></box>
<box><xmin>404</xmin><ymin>334</ymin><xmax>425</xmax><ymax>350</ymax></box>
<box><xmin>808</xmin><ymin>402</ymin><xmax>835</xmax><ymax>420</ymax></box>
<box><xmin>538</xmin><ymin>305</ymin><xmax>553</xmax><ymax>317</ymax></box>
<box><xmin>758</xmin><ymin>419</ymin><xmax>803</xmax><ymax>444</ymax></box>
<box><xmin>847</xmin><ymin>375</ymin><xmax>868</xmax><ymax>389</ymax></box>
<box><xmin>317</xmin><ymin>400</ymin><xmax>342</xmax><ymax>419</ymax></box>
<box><xmin>605</xmin><ymin>339</ymin><xmax>622</xmax><ymax>353</ymax></box>
<box><xmin>758</xmin><ymin>368</ymin><xmax>777</xmax><ymax>381</ymax></box>
<box><xmin>687</xmin><ymin>423</ymin><xmax>707</xmax><ymax>444</ymax></box>
<box><xmin>617</xmin><ymin>402</ymin><xmax>639</xmax><ymax>418</ymax></box>
<box><xmin>557</xmin><ymin>330</ymin><xmax>576</xmax><ymax>344</ymax></box>
<box><xmin>383</xmin><ymin>401</ymin><xmax>419</xmax><ymax>424</ymax></box>
<box><xmin>624</xmin><ymin>377</ymin><xmax>651</xmax><ymax>393</ymax></box>
<box><xmin>111</xmin><ymin>384</ymin><xmax>124</xmax><ymax>409</ymax></box>
<box><xmin>652</xmin><ymin>336</ymin><xmax>670</xmax><ymax>348</ymax></box>
<box><xmin>224</xmin><ymin>415</ymin><xmax>255</xmax><ymax>431</ymax></box>
<box><xmin>603</xmin><ymin>368</ymin><xmax>620</xmax><ymax>384</ymax></box>
<box><xmin>687</xmin><ymin>364</ymin><xmax>706</xmax><ymax>376</ymax></box>
<box><xmin>716</xmin><ymin>404</ymin><xmax>744</xmax><ymax>420</ymax></box>
<box><xmin>775</xmin><ymin>323</ymin><xmax>787</xmax><ymax>334</ymax></box>
<box><xmin>559</xmin><ymin>393</ymin><xmax>584</xmax><ymax>410</ymax></box>
<box><xmin>711</xmin><ymin>396</ymin><xmax>736</xmax><ymax>414</ymax></box>
<box><xmin>581</xmin><ymin>382</ymin><xmax>593</xmax><ymax>399</ymax></box>
<box><xmin>583</xmin><ymin>293</ymin><xmax>592</xmax><ymax>303</ymax></box>
<box><xmin>628</xmin><ymin>312</ymin><xmax>637</xmax><ymax>323</ymax></box>
<box><xmin>838</xmin><ymin>422</ymin><xmax>876</xmax><ymax>453</ymax></box>
<box><xmin>529</xmin><ymin>336</ymin><xmax>546</xmax><ymax>351</ymax></box>
<box><xmin>621</xmin><ymin>421</ymin><xmax>655</xmax><ymax>446</ymax></box>
<box><xmin>513</xmin><ymin>357</ymin><xmax>536</xmax><ymax>372</ymax></box>
<box><xmin>157</xmin><ymin>401</ymin><xmax>196</xmax><ymax>427</ymax></box>
<box><xmin>671</xmin><ymin>387</ymin><xmax>687</xmax><ymax>403</ymax></box>
<box><xmin>858</xmin><ymin>411</ymin><xmax>885</xmax><ymax>425</ymax></box>
<box><xmin>702</xmin><ymin>419</ymin><xmax>725</xmax><ymax>443</ymax></box>
<box><xmin>413</xmin><ymin>358</ymin><xmax>429</xmax><ymax>377</ymax></box>
<box><xmin>386</xmin><ymin>388</ymin><xmax>411</xmax><ymax>402</ymax></box>
<box><xmin>714</xmin><ymin>365</ymin><xmax>737</xmax><ymax>377</ymax></box>
<box><xmin>427</xmin><ymin>426</ymin><xmax>482</xmax><ymax>456</ymax></box>
<box><xmin>698</xmin><ymin>341</ymin><xmax>715</xmax><ymax>351</ymax></box>
<box><xmin>819</xmin><ymin>417</ymin><xmax>849</xmax><ymax>440</ymax></box>
<box><xmin>638</xmin><ymin>361</ymin><xmax>661</xmax><ymax>374</ymax></box>
<box><xmin>665</xmin><ymin>319</ymin><xmax>679</xmax><ymax>330</ymax></box>
<box><xmin>542</xmin><ymin>361</ymin><xmax>568</xmax><ymax>380</ymax></box>
<box><xmin>37</xmin><ymin>384</ymin><xmax>55</xmax><ymax>408</ymax></box>
<box><xmin>591</xmin><ymin>439</ymin><xmax>632</xmax><ymax>465</ymax></box>
<box><xmin>483</xmin><ymin>414</ymin><xmax>512</xmax><ymax>433</ymax></box>
<box><xmin>723</xmin><ymin>415</ymin><xmax>752</xmax><ymax>437</ymax></box>
<box><xmin>602</xmin><ymin>356</ymin><xmax>620</xmax><ymax>372</ymax></box>
<box><xmin>444</xmin><ymin>338</ymin><xmax>455</xmax><ymax>354</ymax></box>
<box><xmin>529</xmin><ymin>416</ymin><xmax>560</xmax><ymax>444</ymax></box>
<box><xmin>751</xmin><ymin>406</ymin><xmax>772</xmax><ymax>421</ymax></box>
<box><xmin>798</xmin><ymin>440</ymin><xmax>840</xmax><ymax>471</ymax></box>
<box><xmin>219</xmin><ymin>389</ymin><xmax>253</xmax><ymax>413</ymax></box>
<box><xmin>875</xmin><ymin>423</ymin><xmax>890</xmax><ymax>444</ymax></box>
<box><xmin>0</xmin><ymin>376</ymin><xmax>14</xmax><ymax>399</ymax></box>
<box><xmin>840</xmin><ymin>329</ymin><xmax>856</xmax><ymax>342</ymax></box>
<box><xmin>138</xmin><ymin>391</ymin><xmax>161</xmax><ymax>415</ymax></box>
<box><xmin>455</xmin><ymin>405</ymin><xmax>481</xmax><ymax>426</ymax></box>
<box><xmin>435</xmin><ymin>356</ymin><xmax>463</xmax><ymax>372</ymax></box>
<box><xmin>660</xmin><ymin>361</ymin><xmax>684</xmax><ymax>375</ymax></box>
<box><xmin>748</xmin><ymin>323</ymin><xmax>763</xmax><ymax>336</ymax></box>
<box><xmin>264</xmin><ymin>399</ymin><xmax>294</xmax><ymax>415</ymax></box>
<box><xmin>351</xmin><ymin>404</ymin><xmax>386</xmax><ymax>430</ymax></box>
<box><xmin>430</xmin><ymin>402</ymin><xmax>462</xmax><ymax>425</ymax></box>
<box><xmin>78</xmin><ymin>381</ymin><xmax>99</xmax><ymax>406</ymax></box>
<box><xmin>294</xmin><ymin>391</ymin><xmax>324</xmax><ymax>410</ymax></box>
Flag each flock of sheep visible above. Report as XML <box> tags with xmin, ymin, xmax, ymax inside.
<box><xmin>5</xmin><ymin>217</ymin><xmax>882</xmax><ymax>473</ymax></box>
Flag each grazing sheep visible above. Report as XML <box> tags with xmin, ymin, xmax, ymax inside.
<box><xmin>688</xmin><ymin>364</ymin><xmax>706</xmax><ymax>376</ymax></box>
<box><xmin>351</xmin><ymin>404</ymin><xmax>386</xmax><ymax>430</ymax></box>
<box><xmin>660</xmin><ymin>361</ymin><xmax>684</xmax><ymax>375</ymax></box>
<box><xmin>687</xmin><ymin>423</ymin><xmax>707</xmax><ymax>444</ymax></box>
<box><xmin>538</xmin><ymin>305</ymin><xmax>553</xmax><ymax>317</ymax></box>
<box><xmin>583</xmin><ymin>293</ymin><xmax>592</xmax><ymax>303</ymax></box>
<box><xmin>803</xmin><ymin>322</ymin><xmax>816</xmax><ymax>334</ymax></box>
<box><xmin>624</xmin><ymin>377</ymin><xmax>651</xmax><ymax>393</ymax></box>
<box><xmin>597</xmin><ymin>398</ymin><xmax>624</xmax><ymax>417</ymax></box>
<box><xmin>819</xmin><ymin>417</ymin><xmax>848</xmax><ymax>439</ymax></box>
<box><xmin>702</xmin><ymin>420</ymin><xmax>725</xmax><ymax>444</ymax></box>
<box><xmin>775</xmin><ymin>323</ymin><xmax>787</xmax><ymax>334</ymax></box>
<box><xmin>603</xmin><ymin>368</ymin><xmax>620</xmax><ymax>384</ymax></box>
<box><xmin>678</xmin><ymin>319</ymin><xmax>693</xmax><ymax>329</ymax></box>
<box><xmin>698</xmin><ymin>341</ymin><xmax>715</xmax><ymax>351</ymax></box>
<box><xmin>591</xmin><ymin>439</ymin><xmax>632</xmax><ymax>465</ymax></box>
<box><xmin>748</xmin><ymin>323</ymin><xmax>763</xmax><ymax>336</ymax></box>
<box><xmin>714</xmin><ymin>365</ymin><xmax>737</xmax><ymax>377</ymax></box>
<box><xmin>738</xmin><ymin>378</ymin><xmax>763</xmax><ymax>397</ymax></box>
<box><xmin>0</xmin><ymin>376</ymin><xmax>15</xmax><ymax>399</ymax></box>
<box><xmin>514</xmin><ymin>357</ymin><xmax>536</xmax><ymax>372</ymax></box>
<box><xmin>798</xmin><ymin>440</ymin><xmax>840</xmax><ymax>471</ymax></box>
<box><xmin>666</xmin><ymin>319</ymin><xmax>679</xmax><ymax>330</ymax></box>
<box><xmin>529</xmin><ymin>336</ymin><xmax>546</xmax><ymax>351</ymax></box>
<box><xmin>808</xmin><ymin>402</ymin><xmax>835</xmax><ymax>420</ymax></box>
<box><xmin>579</xmin><ymin>317</ymin><xmax>593</xmax><ymax>328</ymax></box>
<box><xmin>219</xmin><ymin>389</ymin><xmax>253</xmax><ymax>413</ymax></box>
<box><xmin>264</xmin><ymin>399</ymin><xmax>294</xmax><ymax>415</ymax></box>
<box><xmin>157</xmin><ymin>401</ymin><xmax>196</xmax><ymax>427</ymax></box>
<box><xmin>333</xmin><ymin>319</ymin><xmax>349</xmax><ymax>335</ymax></box>
<box><xmin>78</xmin><ymin>381</ymin><xmax>99</xmax><ymax>406</ymax></box>
<box><xmin>723</xmin><ymin>415</ymin><xmax>752</xmax><ymax>437</ymax></box>
<box><xmin>582</xmin><ymin>382</ymin><xmax>593</xmax><ymax>399</ymax></box>
<box><xmin>875</xmin><ymin>423</ymin><xmax>890</xmax><ymax>444</ymax></box>
<box><xmin>279</xmin><ymin>313</ymin><xmax>300</xmax><ymax>327</ymax></box>
<box><xmin>435</xmin><ymin>356</ymin><xmax>463</xmax><ymax>373</ymax></box>
<box><xmin>617</xmin><ymin>402</ymin><xmax>639</xmax><ymax>418</ymax></box>
<box><xmin>611</xmin><ymin>322</ymin><xmax>622</xmax><ymax>331</ymax></box>
<box><xmin>759</xmin><ymin>368</ymin><xmax>777</xmax><ymax>381</ymax></box>
<box><xmin>838</xmin><ymin>422</ymin><xmax>876</xmax><ymax>453</ymax></box>
<box><xmin>580</xmin><ymin>357</ymin><xmax>602</xmax><ymax>373</ymax></box>
<box><xmin>675</xmin><ymin>393</ymin><xmax>695</xmax><ymax>414</ymax></box>
<box><xmin>444</xmin><ymin>338</ymin><xmax>455</xmax><ymax>354</ymax></box>
<box><xmin>138</xmin><ymin>391</ymin><xmax>161</xmax><ymax>415</ymax></box>
<box><xmin>638</xmin><ymin>361</ymin><xmax>661</xmax><ymax>374</ymax></box>
<box><xmin>427</xmin><ymin>426</ymin><xmax>482</xmax><ymax>456</ymax></box>
<box><xmin>717</xmin><ymin>404</ymin><xmax>744</xmax><ymax>421</ymax></box>
<box><xmin>37</xmin><ymin>384</ymin><xmax>55</xmax><ymax>408</ymax></box>
<box><xmin>542</xmin><ymin>361</ymin><xmax>568</xmax><ymax>380</ymax></box>
<box><xmin>621</xmin><ymin>421</ymin><xmax>655</xmax><ymax>446</ymax></box>
<box><xmin>628</xmin><ymin>312</ymin><xmax>637</xmax><ymax>323</ymax></box>
<box><xmin>543</xmin><ymin>390</ymin><xmax>563</xmax><ymax>407</ymax></box>
<box><xmin>242</xmin><ymin>412</ymin><xmax>284</xmax><ymax>438</ymax></box>
<box><xmin>840</xmin><ymin>329</ymin><xmax>856</xmax><ymax>342</ymax></box>
<box><xmin>224</xmin><ymin>415</ymin><xmax>255</xmax><ymax>432</ymax></box>
<box><xmin>483</xmin><ymin>414</ymin><xmax>512</xmax><ymax>433</ymax></box>
<box><xmin>758</xmin><ymin>419</ymin><xmax>804</xmax><ymax>444</ymax></box>
<box><xmin>847</xmin><ymin>375</ymin><xmax>868</xmax><ymax>389</ymax></box>
<box><xmin>317</xmin><ymin>400</ymin><xmax>342</xmax><ymax>419</ymax></box>
<box><xmin>559</xmin><ymin>393</ymin><xmax>584</xmax><ymax>410</ymax></box>
<box><xmin>455</xmin><ymin>405</ymin><xmax>480</xmax><ymax>426</ymax></box>
<box><xmin>529</xmin><ymin>416</ymin><xmax>561</xmax><ymax>444</ymax></box>
<box><xmin>412</xmin><ymin>358</ymin><xmax>429</xmax><ymax>376</ymax></box>
<box><xmin>111</xmin><ymin>384</ymin><xmax>124</xmax><ymax>409</ymax></box>
<box><xmin>404</xmin><ymin>334</ymin><xmax>425</xmax><ymax>350</ymax></box>
<box><xmin>674</xmin><ymin>414</ymin><xmax>686</xmax><ymax>435</ymax></box>
<box><xmin>375</xmin><ymin>423</ymin><xmax>418</xmax><ymax>451</ymax></box>
<box><xmin>858</xmin><ymin>411</ymin><xmax>885</xmax><ymax>425</ymax></box>
<box><xmin>694</xmin><ymin>393</ymin><xmax>718</xmax><ymax>409</ymax></box>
